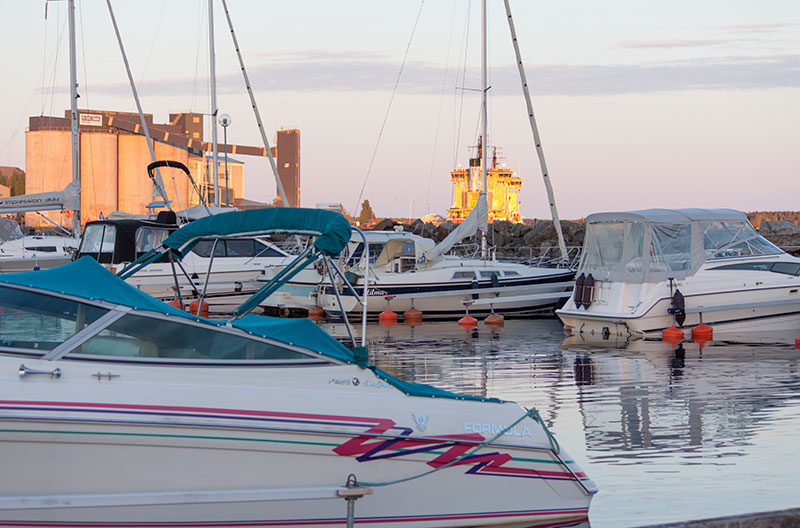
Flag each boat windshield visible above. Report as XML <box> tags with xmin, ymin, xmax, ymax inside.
<box><xmin>0</xmin><ymin>285</ymin><xmax>108</xmax><ymax>353</ymax></box>
<box><xmin>67</xmin><ymin>312</ymin><xmax>323</xmax><ymax>363</ymax></box>
<box><xmin>701</xmin><ymin>221</ymin><xmax>781</xmax><ymax>259</ymax></box>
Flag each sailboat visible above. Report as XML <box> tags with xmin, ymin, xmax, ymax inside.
<box><xmin>261</xmin><ymin>1</ymin><xmax>574</xmax><ymax>320</ymax></box>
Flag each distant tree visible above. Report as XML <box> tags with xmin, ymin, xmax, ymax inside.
<box><xmin>358</xmin><ymin>200</ymin><xmax>376</xmax><ymax>224</ymax></box>
<box><xmin>0</xmin><ymin>168</ymin><xmax>25</xmax><ymax>195</ymax></box>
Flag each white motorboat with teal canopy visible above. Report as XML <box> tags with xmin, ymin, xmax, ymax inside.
<box><xmin>0</xmin><ymin>208</ymin><xmax>595</xmax><ymax>527</ymax></box>
<box><xmin>557</xmin><ymin>208</ymin><xmax>800</xmax><ymax>339</ymax></box>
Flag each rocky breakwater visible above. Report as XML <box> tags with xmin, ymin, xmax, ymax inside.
<box><xmin>372</xmin><ymin>218</ymin><xmax>800</xmax><ymax>260</ymax></box>
<box><xmin>373</xmin><ymin>218</ymin><xmax>586</xmax><ymax>262</ymax></box>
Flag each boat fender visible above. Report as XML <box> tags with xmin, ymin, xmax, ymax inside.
<box><xmin>581</xmin><ymin>274</ymin><xmax>595</xmax><ymax>308</ymax></box>
<box><xmin>668</xmin><ymin>289</ymin><xmax>686</xmax><ymax>327</ymax></box>
<box><xmin>491</xmin><ymin>272</ymin><xmax>500</xmax><ymax>288</ymax></box>
<box><xmin>574</xmin><ymin>273</ymin><xmax>586</xmax><ymax>308</ymax></box>
<box><xmin>471</xmin><ymin>278</ymin><xmax>479</xmax><ymax>300</ymax></box>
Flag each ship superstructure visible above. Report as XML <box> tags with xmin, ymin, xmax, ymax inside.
<box><xmin>447</xmin><ymin>138</ymin><xmax>522</xmax><ymax>224</ymax></box>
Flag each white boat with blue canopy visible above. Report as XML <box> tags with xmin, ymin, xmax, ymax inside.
<box><xmin>0</xmin><ymin>207</ymin><xmax>595</xmax><ymax>527</ymax></box>
<box><xmin>557</xmin><ymin>207</ymin><xmax>800</xmax><ymax>339</ymax></box>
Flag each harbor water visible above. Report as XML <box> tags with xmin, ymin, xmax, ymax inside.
<box><xmin>322</xmin><ymin>318</ymin><xmax>800</xmax><ymax>528</ymax></box>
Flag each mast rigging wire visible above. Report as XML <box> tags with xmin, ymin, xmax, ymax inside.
<box><xmin>352</xmin><ymin>0</ymin><xmax>425</xmax><ymax>218</ymax></box>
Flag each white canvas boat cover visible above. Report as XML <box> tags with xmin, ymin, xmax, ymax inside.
<box><xmin>0</xmin><ymin>219</ymin><xmax>23</xmax><ymax>242</ymax></box>
<box><xmin>425</xmin><ymin>192</ymin><xmax>488</xmax><ymax>261</ymax></box>
<box><xmin>0</xmin><ymin>181</ymin><xmax>79</xmax><ymax>214</ymax></box>
<box><xmin>580</xmin><ymin>208</ymin><xmax>781</xmax><ymax>283</ymax></box>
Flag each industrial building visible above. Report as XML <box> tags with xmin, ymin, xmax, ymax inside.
<box><xmin>447</xmin><ymin>140</ymin><xmax>522</xmax><ymax>224</ymax></box>
<box><xmin>23</xmin><ymin>109</ymin><xmax>300</xmax><ymax>227</ymax></box>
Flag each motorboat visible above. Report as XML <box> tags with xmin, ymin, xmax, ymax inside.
<box><xmin>77</xmin><ymin>213</ymin><xmax>291</xmax><ymax>314</ymax></box>
<box><xmin>557</xmin><ymin>208</ymin><xmax>800</xmax><ymax>339</ymax></box>
<box><xmin>263</xmin><ymin>229</ymin><xmax>574</xmax><ymax>320</ymax></box>
<box><xmin>0</xmin><ymin>218</ymin><xmax>79</xmax><ymax>273</ymax></box>
<box><xmin>0</xmin><ymin>207</ymin><xmax>596</xmax><ymax>526</ymax></box>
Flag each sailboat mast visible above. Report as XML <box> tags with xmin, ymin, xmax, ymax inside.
<box><xmin>209</xmin><ymin>0</ymin><xmax>220</xmax><ymax>207</ymax></box>
<box><xmin>480</xmin><ymin>0</ymin><xmax>488</xmax><ymax>259</ymax></box>
<box><xmin>67</xmin><ymin>0</ymin><xmax>80</xmax><ymax>233</ymax></box>
<box><xmin>220</xmin><ymin>0</ymin><xmax>289</xmax><ymax>207</ymax></box>
<box><xmin>503</xmin><ymin>0</ymin><xmax>568</xmax><ymax>261</ymax></box>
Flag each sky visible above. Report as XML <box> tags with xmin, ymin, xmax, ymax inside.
<box><xmin>0</xmin><ymin>0</ymin><xmax>798</xmax><ymax>220</ymax></box>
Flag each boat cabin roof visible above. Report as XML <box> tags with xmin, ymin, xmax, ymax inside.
<box><xmin>586</xmin><ymin>208</ymin><xmax>748</xmax><ymax>225</ymax></box>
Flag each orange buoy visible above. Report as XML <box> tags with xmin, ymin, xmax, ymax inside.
<box><xmin>308</xmin><ymin>306</ymin><xmax>326</xmax><ymax>319</ymax></box>
<box><xmin>404</xmin><ymin>307</ymin><xmax>422</xmax><ymax>321</ymax></box>
<box><xmin>795</xmin><ymin>336</ymin><xmax>800</xmax><ymax>349</ymax></box>
<box><xmin>188</xmin><ymin>299</ymin><xmax>209</xmax><ymax>318</ymax></box>
<box><xmin>662</xmin><ymin>325</ymin><xmax>684</xmax><ymax>344</ymax></box>
<box><xmin>379</xmin><ymin>317</ymin><xmax>398</xmax><ymax>329</ymax></box>
<box><xmin>168</xmin><ymin>299</ymin><xmax>183</xmax><ymax>310</ymax></box>
<box><xmin>484</xmin><ymin>312</ymin><xmax>504</xmax><ymax>327</ymax></box>
<box><xmin>691</xmin><ymin>323</ymin><xmax>713</xmax><ymax>341</ymax></box>
<box><xmin>458</xmin><ymin>314</ymin><xmax>478</xmax><ymax>328</ymax></box>
<box><xmin>404</xmin><ymin>317</ymin><xmax>422</xmax><ymax>328</ymax></box>
<box><xmin>379</xmin><ymin>309</ymin><xmax>398</xmax><ymax>322</ymax></box>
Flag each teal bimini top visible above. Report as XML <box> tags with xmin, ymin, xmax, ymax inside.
<box><xmin>162</xmin><ymin>207</ymin><xmax>353</xmax><ymax>259</ymax></box>
<box><xmin>0</xmin><ymin>257</ymin><xmax>499</xmax><ymax>403</ymax></box>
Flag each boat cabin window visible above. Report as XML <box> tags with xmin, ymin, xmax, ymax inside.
<box><xmin>712</xmin><ymin>261</ymin><xmax>800</xmax><ymax>276</ymax></box>
<box><xmin>80</xmin><ymin>224</ymin><xmax>117</xmax><ymax>263</ymax></box>
<box><xmin>504</xmin><ymin>270</ymin><xmax>520</xmax><ymax>277</ymax></box>
<box><xmin>0</xmin><ymin>286</ymin><xmax>107</xmax><ymax>354</ymax></box>
<box><xmin>451</xmin><ymin>271</ymin><xmax>476</xmax><ymax>280</ymax></box>
<box><xmin>25</xmin><ymin>246</ymin><xmax>58</xmax><ymax>252</ymax></box>
<box><xmin>191</xmin><ymin>239</ymin><xmax>283</xmax><ymax>259</ymax></box>
<box><xmin>67</xmin><ymin>313</ymin><xmax>319</xmax><ymax>363</ymax></box>
<box><xmin>135</xmin><ymin>227</ymin><xmax>172</xmax><ymax>255</ymax></box>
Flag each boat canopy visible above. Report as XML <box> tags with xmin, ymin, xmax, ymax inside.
<box><xmin>162</xmin><ymin>208</ymin><xmax>351</xmax><ymax>259</ymax></box>
<box><xmin>374</xmin><ymin>235</ymin><xmax>435</xmax><ymax>267</ymax></box>
<box><xmin>0</xmin><ymin>257</ymin><xmax>496</xmax><ymax>403</ymax></box>
<box><xmin>579</xmin><ymin>208</ymin><xmax>782</xmax><ymax>282</ymax></box>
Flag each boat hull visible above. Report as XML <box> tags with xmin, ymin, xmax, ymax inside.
<box><xmin>0</xmin><ymin>360</ymin><xmax>594</xmax><ymax>527</ymax></box>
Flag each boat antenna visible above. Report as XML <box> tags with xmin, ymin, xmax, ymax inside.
<box><xmin>503</xmin><ymin>0</ymin><xmax>568</xmax><ymax>261</ymax></box>
<box><xmin>67</xmin><ymin>0</ymin><xmax>80</xmax><ymax>234</ymax></box>
<box><xmin>219</xmin><ymin>0</ymin><xmax>289</xmax><ymax>207</ymax></box>
<box><xmin>105</xmin><ymin>0</ymin><xmax>172</xmax><ymax>211</ymax></box>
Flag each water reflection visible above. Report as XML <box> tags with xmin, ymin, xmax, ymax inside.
<box><xmin>321</xmin><ymin>319</ymin><xmax>800</xmax><ymax>527</ymax></box>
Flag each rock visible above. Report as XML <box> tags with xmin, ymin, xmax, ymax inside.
<box><xmin>371</xmin><ymin>218</ymin><xmax>395</xmax><ymax>231</ymax></box>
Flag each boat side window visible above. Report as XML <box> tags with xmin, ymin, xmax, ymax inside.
<box><xmin>135</xmin><ymin>227</ymin><xmax>172</xmax><ymax>255</ymax></box>
<box><xmin>25</xmin><ymin>246</ymin><xmax>58</xmax><ymax>252</ymax></box>
<box><xmin>253</xmin><ymin>242</ymin><xmax>286</xmax><ymax>258</ymax></box>
<box><xmin>0</xmin><ymin>286</ymin><xmax>107</xmax><ymax>354</ymax></box>
<box><xmin>479</xmin><ymin>271</ymin><xmax>498</xmax><ymax>278</ymax></box>
<box><xmin>451</xmin><ymin>271</ymin><xmax>476</xmax><ymax>280</ymax></box>
<box><xmin>712</xmin><ymin>262</ymin><xmax>800</xmax><ymax>276</ymax></box>
<box><xmin>225</xmin><ymin>239</ymin><xmax>257</xmax><ymax>257</ymax></box>
<box><xmin>80</xmin><ymin>224</ymin><xmax>116</xmax><ymax>263</ymax></box>
<box><xmin>649</xmin><ymin>223</ymin><xmax>691</xmax><ymax>273</ymax></box>
<box><xmin>503</xmin><ymin>270</ymin><xmax>520</xmax><ymax>277</ymax></box>
<box><xmin>191</xmin><ymin>239</ymin><xmax>227</xmax><ymax>258</ymax></box>
<box><xmin>67</xmin><ymin>313</ymin><xmax>318</xmax><ymax>362</ymax></box>
<box><xmin>770</xmin><ymin>262</ymin><xmax>800</xmax><ymax>276</ymax></box>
